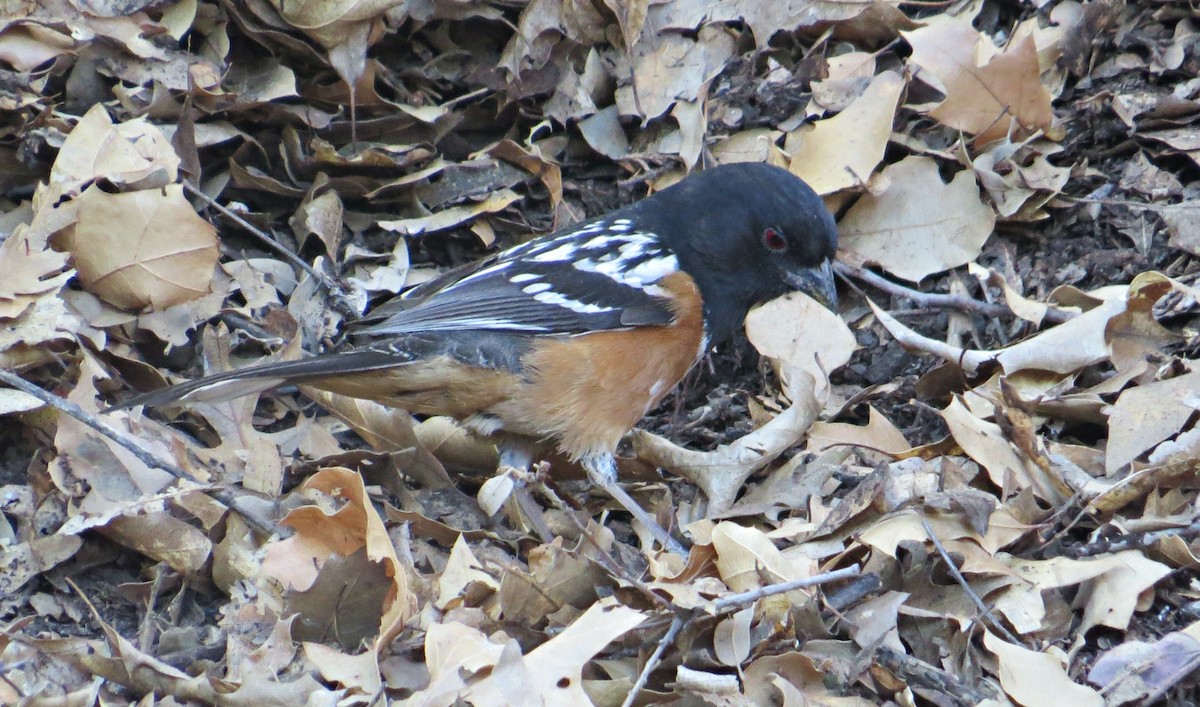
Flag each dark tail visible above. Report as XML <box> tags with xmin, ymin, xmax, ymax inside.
<box><xmin>105</xmin><ymin>350</ymin><xmax>405</xmax><ymax>411</ymax></box>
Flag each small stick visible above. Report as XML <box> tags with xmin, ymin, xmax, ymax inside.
<box><xmin>921</xmin><ymin>518</ymin><xmax>1024</xmax><ymax>646</ymax></box>
<box><xmin>835</xmin><ymin>262</ymin><xmax>1073</xmax><ymax>325</ymax></box>
<box><xmin>713</xmin><ymin>566</ymin><xmax>861</xmax><ymax>611</ymax></box>
<box><xmin>183</xmin><ymin>182</ymin><xmax>356</xmax><ymax>317</ymax></box>
<box><xmin>621</xmin><ymin>614</ymin><xmax>684</xmax><ymax>707</ymax></box>
<box><xmin>0</xmin><ymin>369</ymin><xmax>279</xmax><ymax>536</ymax></box>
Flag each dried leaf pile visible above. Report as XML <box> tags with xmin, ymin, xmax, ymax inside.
<box><xmin>2</xmin><ymin>0</ymin><xmax>1199</xmax><ymax>705</ymax></box>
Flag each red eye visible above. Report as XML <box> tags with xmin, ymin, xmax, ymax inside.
<box><xmin>763</xmin><ymin>227</ymin><xmax>787</xmax><ymax>252</ymax></box>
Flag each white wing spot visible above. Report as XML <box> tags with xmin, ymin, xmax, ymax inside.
<box><xmin>509</xmin><ymin>273</ymin><xmax>539</xmax><ymax>283</ymax></box>
<box><xmin>531</xmin><ymin>242</ymin><xmax>579</xmax><ymax>263</ymax></box>
<box><xmin>522</xmin><ymin>282</ymin><xmax>552</xmax><ymax>294</ymax></box>
<box><xmin>532</xmin><ymin>290</ymin><xmax>612</xmax><ymax>314</ymax></box>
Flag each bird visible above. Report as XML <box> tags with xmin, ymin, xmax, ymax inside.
<box><xmin>109</xmin><ymin>162</ymin><xmax>839</xmax><ymax>554</ymax></box>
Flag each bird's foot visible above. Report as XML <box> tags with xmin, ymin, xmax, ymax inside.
<box><xmin>582</xmin><ymin>453</ymin><xmax>689</xmax><ymax>557</ymax></box>
<box><xmin>484</xmin><ymin>442</ymin><xmax>554</xmax><ymax>543</ymax></box>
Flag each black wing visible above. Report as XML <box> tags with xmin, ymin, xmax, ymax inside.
<box><xmin>355</xmin><ymin>222</ymin><xmax>681</xmax><ymax>336</ymax></box>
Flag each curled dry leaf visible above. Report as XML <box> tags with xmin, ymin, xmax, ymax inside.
<box><xmin>377</xmin><ymin>189</ymin><xmax>521</xmax><ymax>236</ymax></box>
<box><xmin>839</xmin><ymin>156</ymin><xmax>996</xmax><ymax>282</ymax></box>
<box><xmin>51</xmin><ymin>104</ymin><xmax>179</xmax><ymax>192</ymax></box>
<box><xmin>261</xmin><ymin>467</ymin><xmax>416</xmax><ymax>645</ymax></box>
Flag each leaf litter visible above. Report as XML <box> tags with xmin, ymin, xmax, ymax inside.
<box><xmin>1</xmin><ymin>0</ymin><xmax>1200</xmax><ymax>705</ymax></box>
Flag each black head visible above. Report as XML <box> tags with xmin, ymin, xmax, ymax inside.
<box><xmin>625</xmin><ymin>162</ymin><xmax>838</xmax><ymax>344</ymax></box>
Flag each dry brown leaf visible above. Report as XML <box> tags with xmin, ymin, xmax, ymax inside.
<box><xmin>578</xmin><ymin>106</ymin><xmax>631</xmax><ymax>160</ymax></box>
<box><xmin>745</xmin><ymin>290</ymin><xmax>856</xmax><ymax>398</ymax></box>
<box><xmin>438</xmin><ymin>535</ymin><xmax>498</xmax><ymax>610</ymax></box>
<box><xmin>844</xmin><ymin>591</ymin><xmax>907</xmax><ymax>651</ymax></box>
<box><xmin>615</xmin><ymin>26</ymin><xmax>735</xmax><ymax>120</ymax></box>
<box><xmin>857</xmin><ymin>508</ymin><xmax>1028</xmax><ymax>557</ymax></box>
<box><xmin>971</xmin><ymin>142</ymin><xmax>1071</xmax><ymax>220</ymax></box>
<box><xmin>377</xmin><ymin>189</ymin><xmax>521</xmax><ymax>236</ymax></box>
<box><xmin>302</xmin><ymin>642</ymin><xmax>382</xmax><ymax>695</ymax></box>
<box><xmin>1006</xmin><ymin>551</ymin><xmax>1172</xmax><ymax>633</ymax></box>
<box><xmin>712</xmin><ymin>128</ymin><xmax>788</xmax><ymax>165</ymax></box>
<box><xmin>942</xmin><ymin>396</ymin><xmax>1068</xmax><ymax>503</ymax></box>
<box><xmin>0</xmin><ymin>225</ymin><xmax>72</xmax><ymax>304</ymax></box>
<box><xmin>984</xmin><ymin>631</ymin><xmax>1104</xmax><ymax>706</ymax></box>
<box><xmin>70</xmin><ymin>184</ymin><xmax>219</xmax><ymax>310</ymax></box>
<box><xmin>0</xmin><ymin>22</ymin><xmax>76</xmax><ymax>72</ymax></box>
<box><xmin>711</xmin><ymin>521</ymin><xmax>812</xmax><ymax>591</ymax></box>
<box><xmin>713</xmin><ymin>606</ymin><xmax>754</xmax><ymax>667</ymax></box>
<box><xmin>654</xmin><ymin>0</ymin><xmax>878</xmax><ymax>49</ymax></box>
<box><xmin>1105</xmin><ymin>370</ymin><xmax>1200</xmax><ymax>474</ymax></box>
<box><xmin>261</xmin><ymin>467</ymin><xmax>416</xmax><ymax>646</ymax></box>
<box><xmin>806</xmin><ymin>406</ymin><xmax>910</xmax><ymax>457</ymax></box>
<box><xmin>411</xmin><ymin>598</ymin><xmax>646</xmax><ymax>705</ymax></box>
<box><xmin>787</xmin><ymin>71</ymin><xmax>903</xmax><ymax>195</ymax></box>
<box><xmin>904</xmin><ymin>17</ymin><xmax>1055</xmax><ymax>145</ymax></box>
<box><xmin>839</xmin><ymin>156</ymin><xmax>995</xmax><ymax>282</ymax></box>
<box><xmin>51</xmin><ymin>105</ymin><xmax>179</xmax><ymax>192</ymax></box>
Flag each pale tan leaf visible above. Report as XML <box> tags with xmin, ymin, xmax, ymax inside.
<box><xmin>984</xmin><ymin>631</ymin><xmax>1104</xmax><ymax>707</ymax></box>
<box><xmin>71</xmin><ymin>184</ymin><xmax>219</xmax><ymax>310</ymax></box>
<box><xmin>904</xmin><ymin>19</ymin><xmax>1055</xmax><ymax>145</ymax></box>
<box><xmin>787</xmin><ymin>71</ymin><xmax>903</xmax><ymax>195</ymax></box>
<box><xmin>377</xmin><ymin>189</ymin><xmax>521</xmax><ymax>236</ymax></box>
<box><xmin>1105</xmin><ymin>370</ymin><xmax>1200</xmax><ymax>474</ymax></box>
<box><xmin>839</xmin><ymin>156</ymin><xmax>995</xmax><ymax>282</ymax></box>
<box><xmin>51</xmin><ymin>104</ymin><xmax>179</xmax><ymax>192</ymax></box>
<box><xmin>745</xmin><ymin>291</ymin><xmax>856</xmax><ymax>397</ymax></box>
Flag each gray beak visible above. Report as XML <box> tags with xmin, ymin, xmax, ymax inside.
<box><xmin>784</xmin><ymin>259</ymin><xmax>838</xmax><ymax>310</ymax></box>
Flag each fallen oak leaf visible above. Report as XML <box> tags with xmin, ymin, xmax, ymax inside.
<box><xmin>904</xmin><ymin>18</ymin><xmax>1056</xmax><ymax>146</ymax></box>
<box><xmin>787</xmin><ymin>71</ymin><xmax>904</xmax><ymax>195</ymax></box>
<box><xmin>838</xmin><ymin>156</ymin><xmax>996</xmax><ymax>282</ymax></box>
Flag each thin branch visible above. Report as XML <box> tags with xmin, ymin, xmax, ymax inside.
<box><xmin>921</xmin><ymin>518</ymin><xmax>1024</xmax><ymax>646</ymax></box>
<box><xmin>622</xmin><ymin>614</ymin><xmax>684</xmax><ymax>707</ymax></box>
<box><xmin>183</xmin><ymin>182</ymin><xmax>355</xmax><ymax>317</ymax></box>
<box><xmin>713</xmin><ymin>566</ymin><xmax>861</xmax><ymax>611</ymax></box>
<box><xmin>540</xmin><ymin>481</ymin><xmax>677</xmax><ymax>613</ymax></box>
<box><xmin>835</xmin><ymin>261</ymin><xmax>1073</xmax><ymax>325</ymax></box>
<box><xmin>0</xmin><ymin>369</ymin><xmax>280</xmax><ymax>537</ymax></box>
<box><xmin>876</xmin><ymin>647</ymin><xmax>995</xmax><ymax>705</ymax></box>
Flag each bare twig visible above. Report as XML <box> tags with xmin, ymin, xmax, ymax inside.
<box><xmin>0</xmin><ymin>369</ymin><xmax>280</xmax><ymax>536</ymax></box>
<box><xmin>183</xmin><ymin>182</ymin><xmax>356</xmax><ymax>317</ymax></box>
<box><xmin>1062</xmin><ymin>518</ymin><xmax>1200</xmax><ymax>558</ymax></box>
<box><xmin>622</xmin><ymin>614</ymin><xmax>684</xmax><ymax>707</ymax></box>
<box><xmin>1140</xmin><ymin>650</ymin><xmax>1200</xmax><ymax>705</ymax></box>
<box><xmin>921</xmin><ymin>518</ymin><xmax>1024</xmax><ymax>646</ymax></box>
<box><xmin>835</xmin><ymin>261</ymin><xmax>1074</xmax><ymax>325</ymax></box>
<box><xmin>540</xmin><ymin>482</ymin><xmax>677</xmax><ymax>613</ymax></box>
<box><xmin>713</xmin><ymin>566</ymin><xmax>861</xmax><ymax>611</ymax></box>
<box><xmin>876</xmin><ymin>647</ymin><xmax>996</xmax><ymax>705</ymax></box>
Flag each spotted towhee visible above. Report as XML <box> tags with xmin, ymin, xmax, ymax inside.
<box><xmin>111</xmin><ymin>162</ymin><xmax>838</xmax><ymax>553</ymax></box>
